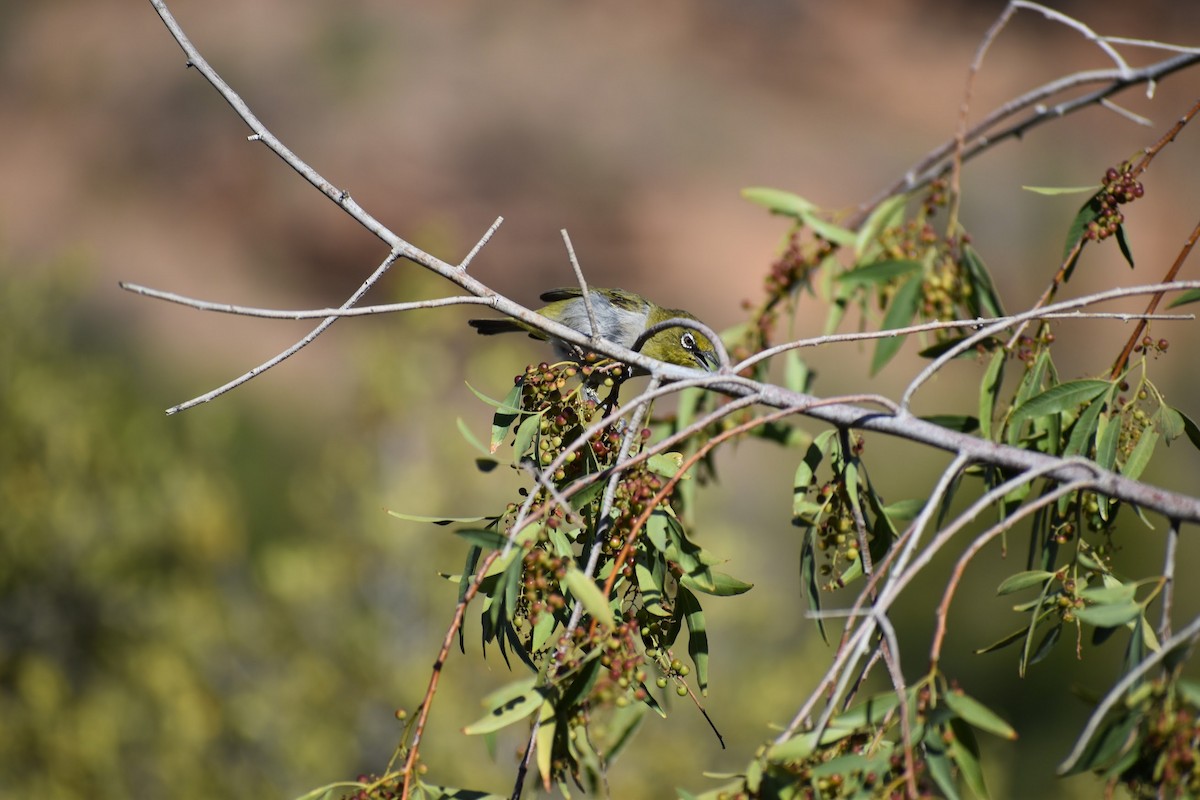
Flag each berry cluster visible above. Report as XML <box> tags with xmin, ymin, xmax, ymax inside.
<box><xmin>520</xmin><ymin>547</ymin><xmax>568</xmax><ymax>626</ymax></box>
<box><xmin>1087</xmin><ymin>165</ymin><xmax>1144</xmax><ymax>241</ymax></box>
<box><xmin>602</xmin><ymin>461</ymin><xmax>663</xmax><ymax>556</ymax></box>
<box><xmin>809</xmin><ymin>480</ymin><xmax>864</xmax><ymax>588</ymax></box>
<box><xmin>1113</xmin><ymin>679</ymin><xmax>1200</xmax><ymax>796</ymax></box>
<box><xmin>1013</xmin><ymin>329</ymin><xmax>1056</xmax><ymax>366</ymax></box>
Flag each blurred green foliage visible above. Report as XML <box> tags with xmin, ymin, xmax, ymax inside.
<box><xmin>0</xmin><ymin>258</ymin><xmax>461</xmax><ymax>799</ymax></box>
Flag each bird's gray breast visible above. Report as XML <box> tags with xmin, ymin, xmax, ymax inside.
<box><xmin>556</xmin><ymin>294</ymin><xmax>649</xmax><ymax>348</ymax></box>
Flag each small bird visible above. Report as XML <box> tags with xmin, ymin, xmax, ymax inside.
<box><xmin>469</xmin><ymin>287</ymin><xmax>719</xmax><ymax>371</ymax></box>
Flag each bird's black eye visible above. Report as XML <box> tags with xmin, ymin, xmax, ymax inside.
<box><xmin>680</xmin><ymin>332</ymin><xmax>697</xmax><ymax>351</ymax></box>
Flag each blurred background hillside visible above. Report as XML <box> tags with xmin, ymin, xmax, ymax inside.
<box><xmin>3</xmin><ymin>1</ymin><xmax>1200</xmax><ymax>798</ymax></box>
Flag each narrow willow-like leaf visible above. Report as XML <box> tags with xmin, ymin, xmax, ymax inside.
<box><xmin>871</xmin><ymin>273</ymin><xmax>923</xmax><ymax>374</ymax></box>
<box><xmin>855</xmin><ymin>193</ymin><xmax>909</xmax><ymax>258</ymax></box>
<box><xmin>801</xmin><ymin>211</ymin><xmax>857</xmax><ymax>246</ymax></box>
<box><xmin>996</xmin><ymin>570</ymin><xmax>1054</xmax><ymax>595</ymax></box>
<box><xmin>1008</xmin><ymin>380</ymin><xmax>1110</xmax><ymax>429</ymax></box>
<box><xmin>535</xmin><ymin>702</ymin><xmax>555</xmax><ymax>788</ymax></box>
<box><xmin>1029</xmin><ymin>622</ymin><xmax>1063</xmax><ymax>667</ymax></box>
<box><xmin>511</xmin><ymin>413</ymin><xmax>541</xmax><ymax>464</ymax></box>
<box><xmin>454</xmin><ymin>528</ymin><xmax>509</xmax><ymax>550</ymax></box>
<box><xmin>678</xmin><ymin>587</ymin><xmax>710</xmax><ymax>693</ymax></box>
<box><xmin>1160</xmin><ymin>405</ymin><xmax>1186</xmax><ymax>444</ymax></box>
<box><xmin>740</xmin><ymin>186</ymin><xmax>816</xmax><ymax>217</ymax></box>
<box><xmin>836</xmin><ymin>258</ymin><xmax>923</xmax><ymax>287</ymax></box>
<box><xmin>1168</xmin><ymin>288</ymin><xmax>1200</xmax><ymax>308</ymax></box>
<box><xmin>1064</xmin><ymin>394</ymin><xmax>1107</xmax><ymax>458</ymax></box>
<box><xmin>925</xmin><ymin>732</ymin><xmax>963</xmax><ymax>800</ymax></box>
<box><xmin>1022</xmin><ymin>184</ymin><xmax>1099</xmax><ymax>196</ymax></box>
<box><xmin>961</xmin><ymin>244</ymin><xmax>1005</xmax><ymax>318</ymax></box>
<box><xmin>1074</xmin><ymin>601</ymin><xmax>1142</xmax><ymax>628</ymax></box>
<box><xmin>1121</xmin><ymin>427</ymin><xmax>1158</xmax><ymax>481</ymax></box>
<box><xmin>1061</xmin><ymin>194</ymin><xmax>1104</xmax><ymax>271</ymax></box>
<box><xmin>799</xmin><ymin>532</ymin><xmax>827</xmax><ymax>644</ymax></box>
<box><xmin>387</xmin><ymin>510</ymin><xmax>492</xmax><ymax>526</ymax></box>
<box><xmin>562</xmin><ymin>566</ymin><xmax>615</xmax><ymax>629</ymax></box>
<box><xmin>452</xmin><ymin>417</ymin><xmax>493</xmax><ymax>456</ymax></box>
<box><xmin>948</xmin><ymin>718</ymin><xmax>990</xmax><ymax>799</ymax></box>
<box><xmin>783</xmin><ymin>348</ymin><xmax>810</xmax><ymax>393</ymax></box>
<box><xmin>944</xmin><ymin>690</ymin><xmax>1018</xmax><ymax>740</ymax></box>
<box><xmin>1115</xmin><ymin>224</ymin><xmax>1135</xmax><ymax>269</ymax></box>
<box><xmin>680</xmin><ymin>570</ymin><xmax>753</xmax><ymax>597</ymax></box>
<box><xmin>463</xmin><ymin>678</ymin><xmax>542</xmax><ymax>735</ymax></box>
<box><xmin>979</xmin><ymin>349</ymin><xmax>1005</xmax><ymax>441</ymax></box>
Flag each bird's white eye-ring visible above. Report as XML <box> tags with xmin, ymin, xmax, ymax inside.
<box><xmin>680</xmin><ymin>332</ymin><xmax>697</xmax><ymax>351</ymax></box>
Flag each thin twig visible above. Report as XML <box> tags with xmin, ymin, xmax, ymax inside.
<box><xmin>561</xmin><ymin>229</ymin><xmax>599</xmax><ymax>344</ymax></box>
<box><xmin>1160</xmin><ymin>518</ymin><xmax>1180</xmax><ymax>642</ymax></box>
<box><xmin>118</xmin><ymin>283</ymin><xmax>494</xmax><ymax>319</ymax></box>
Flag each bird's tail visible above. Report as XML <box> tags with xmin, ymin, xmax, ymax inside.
<box><xmin>468</xmin><ymin>318</ymin><xmax>525</xmax><ymax>335</ymax></box>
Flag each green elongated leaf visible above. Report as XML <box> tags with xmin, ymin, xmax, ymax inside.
<box><xmin>947</xmin><ymin>718</ymin><xmax>989</xmax><ymax>799</ymax></box>
<box><xmin>456</xmin><ymin>417</ymin><xmax>491</xmax><ymax>456</ymax></box>
<box><xmin>855</xmin><ymin>193</ymin><xmax>909</xmax><ymax>258</ymax></box>
<box><xmin>559</xmin><ymin>653</ymin><xmax>602</xmax><ymax>710</ymax></box>
<box><xmin>741</xmin><ymin>186</ymin><xmax>817</xmax><ymax>217</ymax></box>
<box><xmin>531</xmin><ymin>611</ymin><xmax>557</xmax><ymax>653</ymax></box>
<box><xmin>1022</xmin><ymin>184</ymin><xmax>1100</xmax><ymax>196</ymax></box>
<box><xmin>1060</xmin><ymin>711</ymin><xmax>1140</xmax><ymax>775</ymax></box>
<box><xmin>739</xmin><ymin>184</ymin><xmax>816</xmax><ymax>215</ymax></box>
<box><xmin>636</xmin><ymin>562</ymin><xmax>671</xmax><ymax>617</ymax></box>
<box><xmin>678</xmin><ymin>587</ymin><xmax>710</xmax><ymax>693</ymax></box>
<box><xmin>387</xmin><ymin>510</ymin><xmax>491</xmax><ymax>526</ymax></box>
<box><xmin>679</xmin><ymin>570</ymin><xmax>754</xmax><ymax>597</ymax></box>
<box><xmin>834</xmin><ymin>689</ymin><xmax>909</xmax><ymax>728</ymax></box>
<box><xmin>799</xmin><ymin>532</ymin><xmax>827</xmax><ymax>644</ymax></box>
<box><xmin>562</xmin><ymin>566</ymin><xmax>615</xmax><ymax>629</ymax></box>
<box><xmin>1121</xmin><ymin>427</ymin><xmax>1158</xmax><ymax>480</ymax></box>
<box><xmin>975</xmin><ymin>625</ymin><xmax>1034</xmax><ymax>655</ymax></box>
<box><xmin>1029</xmin><ymin>622</ymin><xmax>1063</xmax><ymax>667</ymax></box>
<box><xmin>1008</xmin><ymin>380</ymin><xmax>1111</xmax><ymax>429</ymax></box>
<box><xmin>1064</xmin><ymin>394</ymin><xmax>1108</xmax><ymax>458</ymax></box>
<box><xmin>463</xmin><ymin>677</ymin><xmax>543</xmax><ymax>734</ymax></box>
<box><xmin>1160</xmin><ymin>405</ymin><xmax>1186</xmax><ymax>444</ymax></box>
<box><xmin>535</xmin><ymin>702</ymin><xmax>555</xmax><ymax>788</ymax></box>
<box><xmin>944</xmin><ymin>690</ymin><xmax>1018</xmax><ymax>740</ymax></box>
<box><xmin>1115</xmin><ymin>224</ymin><xmax>1134</xmax><ymax>269</ymax></box>
<box><xmin>997</xmin><ymin>570</ymin><xmax>1054</xmax><ymax>595</ymax></box>
<box><xmin>1177</xmin><ymin>407</ymin><xmax>1200</xmax><ymax>451</ymax></box>
<box><xmin>783</xmin><ymin>348</ymin><xmax>810</xmax><ymax>393</ymax></box>
<box><xmin>766</xmin><ymin>725</ymin><xmax>858</xmax><ymax>762</ymax></box>
<box><xmin>979</xmin><ymin>349</ymin><xmax>1005</xmax><ymax>441</ymax></box>
<box><xmin>1080</xmin><ymin>582</ymin><xmax>1136</xmax><ymax>605</ymax></box>
<box><xmin>1021</xmin><ymin>610</ymin><xmax>1058</xmax><ymax>677</ymax></box>
<box><xmin>467</xmin><ymin>381</ymin><xmax>524</xmax><ymax>414</ymax></box>
<box><xmin>454</xmin><ymin>528</ymin><xmax>509</xmax><ymax>550</ymax></box>
<box><xmin>511</xmin><ymin>413</ymin><xmax>541</xmax><ymax>463</ymax></box>
<box><xmin>1062</xmin><ymin>193</ymin><xmax>1104</xmax><ymax>271</ymax></box>
<box><xmin>1096</xmin><ymin>412</ymin><xmax>1119</xmax><ymax>472</ymax></box>
<box><xmin>883</xmin><ymin>498</ymin><xmax>925</xmax><ymax>522</ymax></box>
<box><xmin>801</xmin><ymin>211</ymin><xmax>857</xmax><ymax>246</ymax></box>
<box><xmin>925</xmin><ymin>735</ymin><xmax>962</xmax><ymax>800</ymax></box>
<box><xmin>871</xmin><ymin>273</ymin><xmax>923</xmax><ymax>374</ymax></box>
<box><xmin>1168</xmin><ymin>288</ymin><xmax>1200</xmax><ymax>308</ymax></box>
<box><xmin>485</xmin><ymin>383</ymin><xmax>525</xmax><ymax>452</ymax></box>
<box><xmin>1075</xmin><ymin>601</ymin><xmax>1142</xmax><ymax>628</ymax></box>
<box><xmin>961</xmin><ymin>244</ymin><xmax>1005</xmax><ymax>318</ymax></box>
<box><xmin>837</xmin><ymin>258</ymin><xmax>923</xmax><ymax>287</ymax></box>
<box><xmin>647</xmin><ymin>452</ymin><xmax>684</xmax><ymax>478</ymax></box>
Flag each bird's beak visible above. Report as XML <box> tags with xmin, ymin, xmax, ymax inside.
<box><xmin>698</xmin><ymin>349</ymin><xmax>720</xmax><ymax>372</ymax></box>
